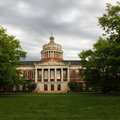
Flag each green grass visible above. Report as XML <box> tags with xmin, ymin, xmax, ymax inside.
<box><xmin>0</xmin><ymin>93</ymin><xmax>120</xmax><ymax>120</ymax></box>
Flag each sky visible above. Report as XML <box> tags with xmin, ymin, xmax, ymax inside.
<box><xmin>0</xmin><ymin>0</ymin><xmax>118</xmax><ymax>61</ymax></box>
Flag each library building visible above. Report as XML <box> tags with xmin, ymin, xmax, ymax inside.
<box><xmin>18</xmin><ymin>35</ymin><xmax>84</xmax><ymax>92</ymax></box>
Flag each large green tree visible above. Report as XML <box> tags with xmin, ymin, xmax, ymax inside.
<box><xmin>79</xmin><ymin>2</ymin><xmax>120</xmax><ymax>93</ymax></box>
<box><xmin>0</xmin><ymin>26</ymin><xmax>26</xmax><ymax>91</ymax></box>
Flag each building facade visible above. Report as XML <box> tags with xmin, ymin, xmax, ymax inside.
<box><xmin>18</xmin><ymin>35</ymin><xmax>84</xmax><ymax>92</ymax></box>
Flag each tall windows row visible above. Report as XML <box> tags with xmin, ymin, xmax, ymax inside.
<box><xmin>23</xmin><ymin>69</ymin><xmax>79</xmax><ymax>80</ymax></box>
<box><xmin>25</xmin><ymin>70</ymin><xmax>35</xmax><ymax>79</ymax></box>
<box><xmin>70</xmin><ymin>69</ymin><xmax>80</xmax><ymax>79</ymax></box>
<box><xmin>43</xmin><ymin>51</ymin><xmax>62</xmax><ymax>58</ymax></box>
<box><xmin>37</xmin><ymin>69</ymin><xmax>68</xmax><ymax>82</ymax></box>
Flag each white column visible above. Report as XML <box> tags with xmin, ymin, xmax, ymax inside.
<box><xmin>61</xmin><ymin>68</ymin><xmax>63</xmax><ymax>82</ymax></box>
<box><xmin>35</xmin><ymin>69</ymin><xmax>37</xmax><ymax>82</ymax></box>
<box><xmin>48</xmin><ymin>68</ymin><xmax>50</xmax><ymax>82</ymax></box>
<box><xmin>42</xmin><ymin>68</ymin><xmax>44</xmax><ymax>82</ymax></box>
<box><xmin>67</xmin><ymin>68</ymin><xmax>70</xmax><ymax>81</ymax></box>
<box><xmin>55</xmin><ymin>68</ymin><xmax>57</xmax><ymax>82</ymax></box>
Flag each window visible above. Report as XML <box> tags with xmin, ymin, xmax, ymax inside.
<box><xmin>44</xmin><ymin>69</ymin><xmax>48</xmax><ymax>79</ymax></box>
<box><xmin>38</xmin><ymin>70</ymin><xmax>42</xmax><ymax>79</ymax></box>
<box><xmin>63</xmin><ymin>69</ymin><xmax>67</xmax><ymax>79</ymax></box>
<box><xmin>50</xmin><ymin>51</ymin><xmax>53</xmax><ymax>58</ymax></box>
<box><xmin>57</xmin><ymin>69</ymin><xmax>61</xmax><ymax>79</ymax></box>
<box><xmin>50</xmin><ymin>69</ymin><xmax>54</xmax><ymax>79</ymax></box>
<box><xmin>57</xmin><ymin>84</ymin><xmax>61</xmax><ymax>91</ymax></box>
<box><xmin>44</xmin><ymin>84</ymin><xmax>48</xmax><ymax>91</ymax></box>
<box><xmin>51</xmin><ymin>84</ymin><xmax>54</xmax><ymax>91</ymax></box>
<box><xmin>25</xmin><ymin>71</ymin><xmax>29</xmax><ymax>79</ymax></box>
<box><xmin>70</xmin><ymin>70</ymin><xmax>73</xmax><ymax>79</ymax></box>
<box><xmin>75</xmin><ymin>70</ymin><xmax>79</xmax><ymax>79</ymax></box>
<box><xmin>32</xmin><ymin>70</ymin><xmax>35</xmax><ymax>79</ymax></box>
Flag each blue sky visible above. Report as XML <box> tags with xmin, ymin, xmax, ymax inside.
<box><xmin>0</xmin><ymin>0</ymin><xmax>118</xmax><ymax>60</ymax></box>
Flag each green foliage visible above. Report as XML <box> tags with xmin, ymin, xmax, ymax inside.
<box><xmin>0</xmin><ymin>26</ymin><xmax>26</xmax><ymax>91</ymax></box>
<box><xmin>29</xmin><ymin>82</ymin><xmax>37</xmax><ymax>92</ymax></box>
<box><xmin>68</xmin><ymin>81</ymin><xmax>83</xmax><ymax>92</ymax></box>
<box><xmin>79</xmin><ymin>2</ymin><xmax>120</xmax><ymax>93</ymax></box>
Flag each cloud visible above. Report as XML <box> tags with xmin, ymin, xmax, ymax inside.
<box><xmin>0</xmin><ymin>0</ymin><xmax>118</xmax><ymax>60</ymax></box>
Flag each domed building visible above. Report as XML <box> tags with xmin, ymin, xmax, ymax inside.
<box><xmin>41</xmin><ymin>35</ymin><xmax>63</xmax><ymax>61</ymax></box>
<box><xmin>18</xmin><ymin>35</ymin><xmax>84</xmax><ymax>92</ymax></box>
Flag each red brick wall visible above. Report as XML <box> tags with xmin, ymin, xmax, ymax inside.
<box><xmin>70</xmin><ymin>69</ymin><xmax>83</xmax><ymax>82</ymax></box>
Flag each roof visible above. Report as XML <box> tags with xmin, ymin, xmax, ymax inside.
<box><xmin>20</xmin><ymin>60</ymin><xmax>82</xmax><ymax>66</ymax></box>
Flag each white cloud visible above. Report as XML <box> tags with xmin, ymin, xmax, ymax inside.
<box><xmin>0</xmin><ymin>0</ymin><xmax>118</xmax><ymax>60</ymax></box>
<box><xmin>17</xmin><ymin>1</ymin><xmax>31</xmax><ymax>15</ymax></box>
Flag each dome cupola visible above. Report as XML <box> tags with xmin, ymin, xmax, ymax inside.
<box><xmin>49</xmin><ymin>35</ymin><xmax>55</xmax><ymax>43</ymax></box>
<box><xmin>41</xmin><ymin>35</ymin><xmax>63</xmax><ymax>61</ymax></box>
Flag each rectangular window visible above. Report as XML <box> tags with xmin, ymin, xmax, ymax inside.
<box><xmin>63</xmin><ymin>69</ymin><xmax>67</xmax><ymax>79</ymax></box>
<box><xmin>75</xmin><ymin>70</ymin><xmax>79</xmax><ymax>79</ymax></box>
<box><xmin>44</xmin><ymin>69</ymin><xmax>48</xmax><ymax>79</ymax></box>
<box><xmin>25</xmin><ymin>71</ymin><xmax>29</xmax><ymax>79</ymax></box>
<box><xmin>32</xmin><ymin>70</ymin><xmax>35</xmax><ymax>79</ymax></box>
<box><xmin>50</xmin><ymin>51</ymin><xmax>53</xmax><ymax>58</ymax></box>
<box><xmin>38</xmin><ymin>70</ymin><xmax>42</xmax><ymax>79</ymax></box>
<box><xmin>70</xmin><ymin>70</ymin><xmax>73</xmax><ymax>79</ymax></box>
<box><xmin>57</xmin><ymin>69</ymin><xmax>61</xmax><ymax>79</ymax></box>
<box><xmin>50</xmin><ymin>69</ymin><xmax>54</xmax><ymax>79</ymax></box>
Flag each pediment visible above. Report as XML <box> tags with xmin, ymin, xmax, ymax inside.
<box><xmin>35</xmin><ymin>59</ymin><xmax>69</xmax><ymax>66</ymax></box>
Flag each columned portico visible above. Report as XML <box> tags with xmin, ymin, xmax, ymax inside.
<box><xmin>35</xmin><ymin>60</ymin><xmax>70</xmax><ymax>92</ymax></box>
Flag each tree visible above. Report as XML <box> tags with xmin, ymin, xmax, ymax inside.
<box><xmin>79</xmin><ymin>2</ymin><xmax>120</xmax><ymax>93</ymax></box>
<box><xmin>0</xmin><ymin>26</ymin><xmax>26</xmax><ymax>92</ymax></box>
<box><xmin>68</xmin><ymin>81</ymin><xmax>83</xmax><ymax>92</ymax></box>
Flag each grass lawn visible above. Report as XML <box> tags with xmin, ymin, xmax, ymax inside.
<box><xmin>0</xmin><ymin>93</ymin><xmax>120</xmax><ymax>120</ymax></box>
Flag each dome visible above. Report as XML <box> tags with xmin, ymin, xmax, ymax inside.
<box><xmin>41</xmin><ymin>35</ymin><xmax>63</xmax><ymax>61</ymax></box>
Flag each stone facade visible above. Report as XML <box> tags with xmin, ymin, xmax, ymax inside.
<box><xmin>18</xmin><ymin>35</ymin><xmax>84</xmax><ymax>92</ymax></box>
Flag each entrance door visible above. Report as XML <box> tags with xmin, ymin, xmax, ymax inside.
<box><xmin>51</xmin><ymin>84</ymin><xmax>54</xmax><ymax>91</ymax></box>
<box><xmin>57</xmin><ymin>84</ymin><xmax>61</xmax><ymax>91</ymax></box>
<box><xmin>44</xmin><ymin>84</ymin><xmax>48</xmax><ymax>91</ymax></box>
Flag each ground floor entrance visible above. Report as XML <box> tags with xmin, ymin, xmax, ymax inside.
<box><xmin>35</xmin><ymin>82</ymin><xmax>68</xmax><ymax>93</ymax></box>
